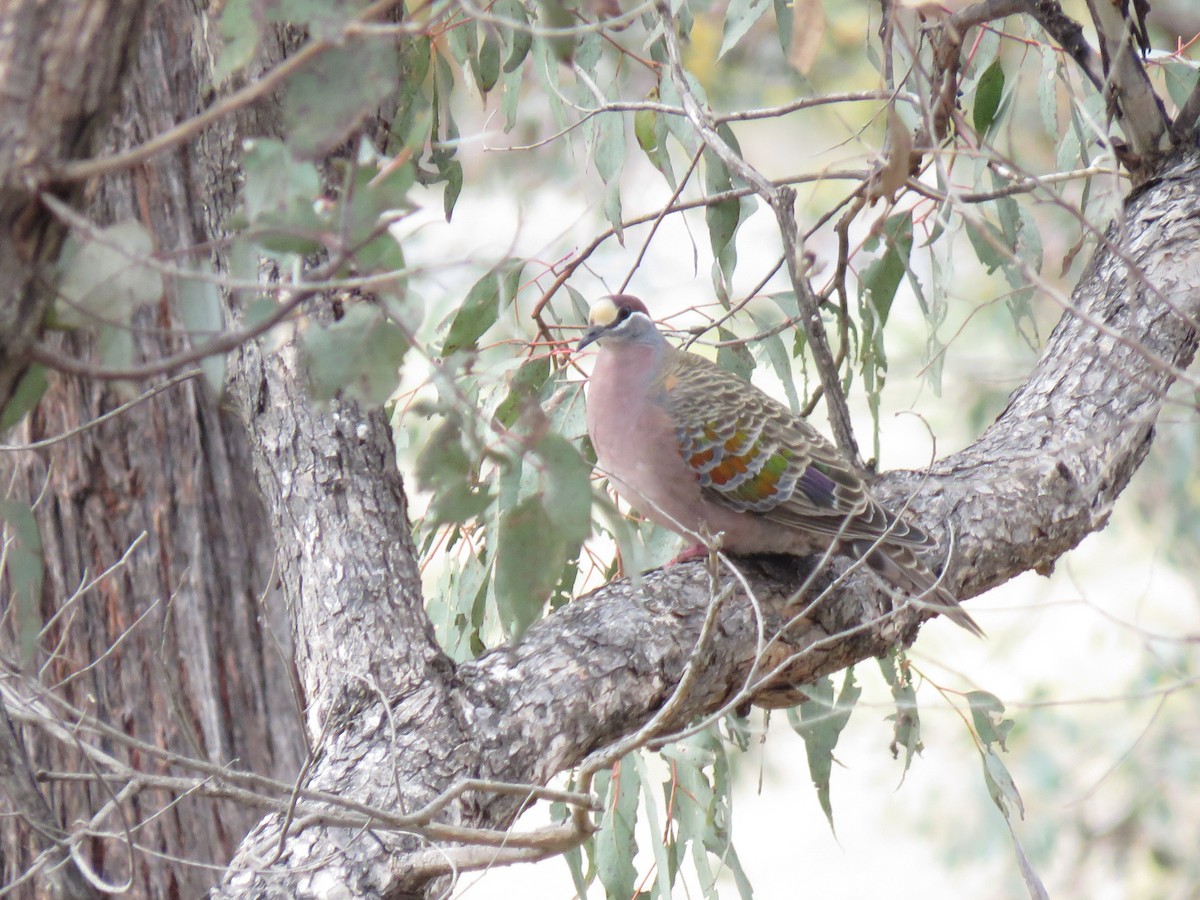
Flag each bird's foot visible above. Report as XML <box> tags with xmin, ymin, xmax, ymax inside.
<box><xmin>668</xmin><ymin>544</ymin><xmax>709</xmax><ymax>565</ymax></box>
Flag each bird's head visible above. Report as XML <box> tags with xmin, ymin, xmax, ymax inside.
<box><xmin>576</xmin><ymin>295</ymin><xmax>657</xmax><ymax>352</ymax></box>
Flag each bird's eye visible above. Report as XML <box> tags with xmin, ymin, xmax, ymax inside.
<box><xmin>616</xmin><ymin>305</ymin><xmax>632</xmax><ymax>322</ymax></box>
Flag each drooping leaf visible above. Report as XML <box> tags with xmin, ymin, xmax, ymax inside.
<box><xmin>494</xmin><ymin>494</ymin><xmax>562</xmax><ymax>639</ymax></box>
<box><xmin>500</xmin><ymin>0</ymin><xmax>533</xmax><ymax>72</ymax></box>
<box><xmin>789</xmin><ymin>667</ymin><xmax>861</xmax><ymax>833</ymax></box>
<box><xmin>964</xmin><ymin>217</ymin><xmax>1007</xmax><ymax>274</ymax></box>
<box><xmin>176</xmin><ymin>263</ymin><xmax>227</xmax><ymax>395</ymax></box>
<box><xmin>536</xmin><ymin>432</ymin><xmax>592</xmax><ymax>550</ymax></box>
<box><xmin>878</xmin><ymin>651</ymin><xmax>923</xmax><ymax>783</ymax></box>
<box><xmin>973</xmin><ymin>59</ymin><xmax>1005</xmax><ymax>134</ymax></box>
<box><xmin>631</xmin><ymin>752</ymin><xmax>676</xmax><ymax>900</ymax></box>
<box><xmin>596</xmin><ymin>757</ymin><xmax>639</xmax><ymax>900</ymax></box>
<box><xmin>967</xmin><ymin>689</ymin><xmax>1014</xmax><ymax>751</ymax></box>
<box><xmin>981</xmin><ymin>746</ymin><xmax>1050</xmax><ymax>899</ymax></box>
<box><xmin>719</xmin><ymin>0</ymin><xmax>772</xmax><ymax>58</ymax></box>
<box><xmin>593</xmin><ymin>102</ymin><xmax>626</xmax><ymax>236</ymax></box>
<box><xmin>494</xmin><ymin>354</ymin><xmax>552</xmax><ymax>428</ymax></box>
<box><xmin>716</xmin><ymin>327</ymin><xmax>754</xmax><ymax>382</ymax></box>
<box><xmin>473</xmin><ymin>27</ymin><xmax>502</xmax><ymax>94</ymax></box>
<box><xmin>860</xmin><ymin>211</ymin><xmax>914</xmax><ymax>328</ymax></box>
<box><xmin>442</xmin><ymin>261</ymin><xmax>525</xmax><ymax>356</ymax></box>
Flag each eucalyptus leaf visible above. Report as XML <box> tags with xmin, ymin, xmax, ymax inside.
<box><xmin>442</xmin><ymin>261</ymin><xmax>525</xmax><ymax>356</ymax></box>
<box><xmin>494</xmin><ymin>494</ymin><xmax>562</xmax><ymax>639</ymax></box>
<box><xmin>176</xmin><ymin>263</ymin><xmax>227</xmax><ymax>395</ymax></box>
<box><xmin>789</xmin><ymin>667</ymin><xmax>860</xmax><ymax>833</ymax></box>
<box><xmin>283</xmin><ymin>39</ymin><xmax>400</xmax><ymax>159</ymax></box>
<box><xmin>56</xmin><ymin>221</ymin><xmax>162</xmax><ymax>329</ymax></box>
<box><xmin>596</xmin><ymin>757</ymin><xmax>639</xmax><ymax>900</ymax></box>
<box><xmin>302</xmin><ymin>305</ymin><xmax>408</xmax><ymax>405</ymax></box>
<box><xmin>0</xmin><ymin>365</ymin><xmax>48</xmax><ymax>431</ymax></box>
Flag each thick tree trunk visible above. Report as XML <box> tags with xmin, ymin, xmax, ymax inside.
<box><xmin>1</xmin><ymin>3</ymin><xmax>299</xmax><ymax>897</ymax></box>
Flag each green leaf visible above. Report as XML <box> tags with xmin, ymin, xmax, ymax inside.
<box><xmin>213</xmin><ymin>0</ymin><xmax>261</xmax><ymax>81</ymax></box>
<box><xmin>342</xmin><ymin>157</ymin><xmax>414</xmax><ymax>273</ymax></box>
<box><xmin>56</xmin><ymin>221</ymin><xmax>163</xmax><ymax>329</ymax></box>
<box><xmin>416</xmin><ymin>419</ymin><xmax>471</xmax><ymax>488</ymax></box>
<box><xmin>429</xmin><ymin>481</ymin><xmax>495</xmax><ymax>525</ymax></box>
<box><xmin>967</xmin><ymin>689</ymin><xmax>1014</xmax><ymax>750</ymax></box>
<box><xmin>973</xmin><ymin>59</ymin><xmax>1005</xmax><ymax>134</ymax></box>
<box><xmin>594</xmin><ymin>107</ymin><xmax>626</xmax><ymax>236</ymax></box>
<box><xmin>789</xmin><ymin>667</ymin><xmax>861</xmax><ymax>833</ymax></box>
<box><xmin>716</xmin><ymin>327</ymin><xmax>754</xmax><ymax>382</ymax></box>
<box><xmin>242</xmin><ymin>139</ymin><xmax>325</xmax><ymax>256</ymax></box>
<box><xmin>494</xmin><ymin>355</ymin><xmax>552</xmax><ymax>428</ymax></box>
<box><xmin>441</xmin><ymin>157</ymin><xmax>464</xmax><ymax>220</ymax></box>
<box><xmin>878</xmin><ymin>651</ymin><xmax>922</xmax><ymax>783</ymax></box>
<box><xmin>719</xmin><ymin>0</ymin><xmax>772</xmax><ymax>58</ymax></box>
<box><xmin>283</xmin><ymin>38</ymin><xmax>399</xmax><ymax>159</ymax></box>
<box><xmin>441</xmin><ymin>261</ymin><xmax>525</xmax><ymax>356</ymax></box>
<box><xmin>631</xmin><ymin>752</ymin><xmax>675</xmax><ymax>900</ymax></box>
<box><xmin>704</xmin><ymin>153</ymin><xmax>738</xmax><ymax>265</ymax></box>
<box><xmin>243</xmin><ymin>142</ymin><xmax>319</xmax><ymax>221</ymax></box>
<box><xmin>964</xmin><ymin>218</ymin><xmax>1007</xmax><ymax>274</ymax></box>
<box><xmin>176</xmin><ymin>263</ymin><xmax>227</xmax><ymax>395</ymax></box>
<box><xmin>634</xmin><ymin>89</ymin><xmax>675</xmax><ymax>186</ymax></box>
<box><xmin>500</xmin><ymin>0</ymin><xmax>533</xmax><ymax>72</ymax></box>
<box><xmin>473</xmin><ymin>28</ymin><xmax>502</xmax><ymax>94</ymax></box>
<box><xmin>980</xmin><ymin>744</ymin><xmax>1049</xmax><ymax>898</ymax></box>
<box><xmin>860</xmin><ymin>211</ymin><xmax>913</xmax><ymax>328</ymax></box>
<box><xmin>494</xmin><ymin>494</ymin><xmax>561</xmax><ymax>639</ymax></box>
<box><xmin>0</xmin><ymin>365</ymin><xmax>48</xmax><ymax>431</ymax></box>
<box><xmin>596</xmin><ymin>757</ymin><xmax>639</xmax><ymax>900</ymax></box>
<box><xmin>0</xmin><ymin>500</ymin><xmax>44</xmax><ymax>666</ymax></box>
<box><xmin>1163</xmin><ymin>60</ymin><xmax>1200</xmax><ymax>109</ymax></box>
<box><xmin>302</xmin><ymin>305</ymin><xmax>408</xmax><ymax>405</ymax></box>
<box><xmin>537</xmin><ymin>432</ymin><xmax>592</xmax><ymax>550</ymax></box>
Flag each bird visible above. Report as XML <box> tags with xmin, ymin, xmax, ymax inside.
<box><xmin>576</xmin><ymin>294</ymin><xmax>982</xmax><ymax>637</ymax></box>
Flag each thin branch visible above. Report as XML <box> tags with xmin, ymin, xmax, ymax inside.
<box><xmin>656</xmin><ymin>3</ymin><xmax>862</xmax><ymax>464</ymax></box>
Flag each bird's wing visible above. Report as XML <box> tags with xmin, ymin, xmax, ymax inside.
<box><xmin>662</xmin><ymin>349</ymin><xmax>933</xmax><ymax>549</ymax></box>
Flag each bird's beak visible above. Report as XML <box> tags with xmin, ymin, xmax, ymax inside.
<box><xmin>576</xmin><ymin>325</ymin><xmax>605</xmax><ymax>352</ymax></box>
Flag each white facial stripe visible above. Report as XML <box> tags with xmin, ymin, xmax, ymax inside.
<box><xmin>612</xmin><ymin>310</ymin><xmax>652</xmax><ymax>331</ymax></box>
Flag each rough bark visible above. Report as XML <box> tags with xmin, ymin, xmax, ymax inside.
<box><xmin>0</xmin><ymin>2</ymin><xmax>299</xmax><ymax>897</ymax></box>
<box><xmin>0</xmin><ymin>0</ymin><xmax>148</xmax><ymax>409</ymax></box>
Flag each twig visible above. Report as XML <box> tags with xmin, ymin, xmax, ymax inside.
<box><xmin>657</xmin><ymin>2</ymin><xmax>862</xmax><ymax>463</ymax></box>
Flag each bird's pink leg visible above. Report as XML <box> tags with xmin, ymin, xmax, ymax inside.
<box><xmin>668</xmin><ymin>544</ymin><xmax>709</xmax><ymax>565</ymax></box>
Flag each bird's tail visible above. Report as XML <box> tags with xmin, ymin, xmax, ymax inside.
<box><xmin>851</xmin><ymin>539</ymin><xmax>984</xmax><ymax>638</ymax></box>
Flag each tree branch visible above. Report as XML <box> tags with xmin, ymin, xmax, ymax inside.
<box><xmin>218</xmin><ymin>146</ymin><xmax>1200</xmax><ymax>897</ymax></box>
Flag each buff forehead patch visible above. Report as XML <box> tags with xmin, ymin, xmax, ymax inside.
<box><xmin>587</xmin><ymin>296</ymin><xmax>620</xmax><ymax>328</ymax></box>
